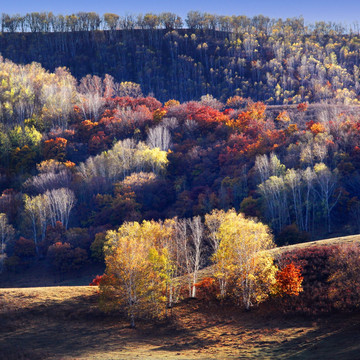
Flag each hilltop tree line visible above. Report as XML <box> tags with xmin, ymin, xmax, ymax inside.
<box><xmin>0</xmin><ymin>12</ymin><xmax>347</xmax><ymax>33</ymax></box>
<box><xmin>1</xmin><ymin>13</ymin><xmax>360</xmax><ymax>102</ymax></box>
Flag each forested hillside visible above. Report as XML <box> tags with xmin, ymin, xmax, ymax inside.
<box><xmin>0</xmin><ymin>52</ymin><xmax>359</xmax><ymax>281</ymax></box>
<box><xmin>0</xmin><ymin>12</ymin><xmax>360</xmax><ymax>297</ymax></box>
<box><xmin>1</xmin><ymin>12</ymin><xmax>360</xmax><ymax>102</ymax></box>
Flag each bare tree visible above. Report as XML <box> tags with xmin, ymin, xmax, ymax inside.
<box><xmin>147</xmin><ymin>125</ymin><xmax>172</xmax><ymax>151</ymax></box>
<box><xmin>255</xmin><ymin>153</ymin><xmax>285</xmax><ymax>184</ymax></box>
<box><xmin>25</xmin><ymin>169</ymin><xmax>72</xmax><ymax>193</ymax></box>
<box><xmin>174</xmin><ymin>218</ymin><xmax>193</xmax><ymax>297</ymax></box>
<box><xmin>258</xmin><ymin>175</ymin><xmax>289</xmax><ymax>233</ymax></box>
<box><xmin>205</xmin><ymin>209</ymin><xmax>230</xmax><ymax>252</ymax></box>
<box><xmin>78</xmin><ymin>139</ymin><xmax>168</xmax><ymax>184</ymax></box>
<box><xmin>313</xmin><ymin>163</ymin><xmax>340</xmax><ymax>233</ymax></box>
<box><xmin>78</xmin><ymin>75</ymin><xmax>105</xmax><ymax>121</ymax></box>
<box><xmin>199</xmin><ymin>94</ymin><xmax>224</xmax><ymax>110</ymax></box>
<box><xmin>188</xmin><ymin>216</ymin><xmax>204</xmax><ymax>298</ymax></box>
<box><xmin>161</xmin><ymin>117</ymin><xmax>179</xmax><ymax>130</ymax></box>
<box><xmin>46</xmin><ymin>188</ymin><xmax>76</xmax><ymax>229</ymax></box>
<box><xmin>285</xmin><ymin>169</ymin><xmax>304</xmax><ymax>231</ymax></box>
<box><xmin>36</xmin><ymin>194</ymin><xmax>51</xmax><ymax>242</ymax></box>
<box><xmin>303</xmin><ymin>167</ymin><xmax>316</xmax><ymax>233</ymax></box>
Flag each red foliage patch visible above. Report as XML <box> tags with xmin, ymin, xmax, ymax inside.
<box><xmin>194</xmin><ymin>277</ymin><xmax>218</xmax><ymax>301</ymax></box>
<box><xmin>90</xmin><ymin>274</ymin><xmax>103</xmax><ymax>286</ymax></box>
<box><xmin>275</xmin><ymin>263</ymin><xmax>303</xmax><ymax>296</ymax></box>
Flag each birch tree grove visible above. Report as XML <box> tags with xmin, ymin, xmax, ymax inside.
<box><xmin>313</xmin><ymin>163</ymin><xmax>340</xmax><ymax>233</ymax></box>
<box><xmin>147</xmin><ymin>125</ymin><xmax>172</xmax><ymax>151</ymax></box>
<box><xmin>211</xmin><ymin>210</ymin><xmax>277</xmax><ymax>309</ymax></box>
<box><xmin>205</xmin><ymin>208</ymin><xmax>229</xmax><ymax>252</ymax></box>
<box><xmin>24</xmin><ymin>195</ymin><xmax>40</xmax><ymax>255</ymax></box>
<box><xmin>285</xmin><ymin>169</ymin><xmax>304</xmax><ymax>231</ymax></box>
<box><xmin>257</xmin><ymin>154</ymin><xmax>340</xmax><ymax>235</ymax></box>
<box><xmin>24</xmin><ymin>187</ymin><xmax>76</xmax><ymax>255</ymax></box>
<box><xmin>101</xmin><ymin>221</ymin><xmax>177</xmax><ymax>327</ymax></box>
<box><xmin>45</xmin><ymin>188</ymin><xmax>76</xmax><ymax>229</ymax></box>
<box><xmin>103</xmin><ymin>223</ymin><xmax>154</xmax><ymax>328</ymax></box>
<box><xmin>78</xmin><ymin>139</ymin><xmax>169</xmax><ymax>184</ymax></box>
<box><xmin>174</xmin><ymin>218</ymin><xmax>193</xmax><ymax>297</ymax></box>
<box><xmin>258</xmin><ymin>176</ymin><xmax>289</xmax><ymax>233</ymax></box>
<box><xmin>100</xmin><ymin>210</ymin><xmax>281</xmax><ymax>315</ymax></box>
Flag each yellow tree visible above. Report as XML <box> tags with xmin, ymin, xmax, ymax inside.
<box><xmin>205</xmin><ymin>208</ymin><xmax>233</xmax><ymax>252</ymax></box>
<box><xmin>101</xmin><ymin>220</ymin><xmax>176</xmax><ymax>327</ymax></box>
<box><xmin>211</xmin><ymin>210</ymin><xmax>277</xmax><ymax>309</ymax></box>
<box><xmin>141</xmin><ymin>219</ymin><xmax>179</xmax><ymax>308</ymax></box>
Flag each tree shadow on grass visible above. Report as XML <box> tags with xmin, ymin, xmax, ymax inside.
<box><xmin>0</xmin><ymin>294</ymin><xmax>193</xmax><ymax>359</ymax></box>
<box><xmin>269</xmin><ymin>312</ymin><xmax>360</xmax><ymax>360</ymax></box>
<box><xmin>2</xmin><ymin>294</ymin><xmax>359</xmax><ymax>360</ymax></box>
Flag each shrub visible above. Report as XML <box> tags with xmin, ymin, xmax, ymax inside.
<box><xmin>276</xmin><ymin>224</ymin><xmax>310</xmax><ymax>246</ymax></box>
<box><xmin>90</xmin><ymin>274</ymin><xmax>103</xmax><ymax>286</ymax></box>
<box><xmin>47</xmin><ymin>242</ymin><xmax>88</xmax><ymax>273</ymax></box>
<box><xmin>193</xmin><ymin>277</ymin><xmax>218</xmax><ymax>301</ymax></box>
<box><xmin>65</xmin><ymin>227</ymin><xmax>91</xmax><ymax>250</ymax></box>
<box><xmin>13</xmin><ymin>237</ymin><xmax>36</xmax><ymax>258</ymax></box>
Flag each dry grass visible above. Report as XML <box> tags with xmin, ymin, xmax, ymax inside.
<box><xmin>270</xmin><ymin>233</ymin><xmax>360</xmax><ymax>256</ymax></box>
<box><xmin>1</xmin><ymin>285</ymin><xmax>360</xmax><ymax>359</ymax></box>
<box><xmin>2</xmin><ymin>236</ymin><xmax>360</xmax><ymax>359</ymax></box>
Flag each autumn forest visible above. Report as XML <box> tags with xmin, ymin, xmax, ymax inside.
<box><xmin>1</xmin><ymin>11</ymin><xmax>360</xmax><ymax>338</ymax></box>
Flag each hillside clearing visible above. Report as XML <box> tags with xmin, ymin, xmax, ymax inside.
<box><xmin>270</xmin><ymin>233</ymin><xmax>360</xmax><ymax>255</ymax></box>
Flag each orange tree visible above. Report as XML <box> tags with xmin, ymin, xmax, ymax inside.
<box><xmin>275</xmin><ymin>263</ymin><xmax>303</xmax><ymax>296</ymax></box>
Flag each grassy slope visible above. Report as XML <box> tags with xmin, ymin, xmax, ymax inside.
<box><xmin>270</xmin><ymin>233</ymin><xmax>360</xmax><ymax>255</ymax></box>
<box><xmin>1</xmin><ymin>235</ymin><xmax>360</xmax><ymax>359</ymax></box>
<box><xmin>197</xmin><ymin>233</ymin><xmax>360</xmax><ymax>280</ymax></box>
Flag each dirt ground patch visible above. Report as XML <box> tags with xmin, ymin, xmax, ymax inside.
<box><xmin>1</xmin><ymin>286</ymin><xmax>360</xmax><ymax>359</ymax></box>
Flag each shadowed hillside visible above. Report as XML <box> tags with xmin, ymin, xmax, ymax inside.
<box><xmin>2</xmin><ymin>23</ymin><xmax>360</xmax><ymax>103</ymax></box>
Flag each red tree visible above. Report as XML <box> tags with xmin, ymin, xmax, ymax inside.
<box><xmin>275</xmin><ymin>263</ymin><xmax>303</xmax><ymax>296</ymax></box>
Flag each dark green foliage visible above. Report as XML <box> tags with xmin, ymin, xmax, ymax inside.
<box><xmin>276</xmin><ymin>224</ymin><xmax>311</xmax><ymax>246</ymax></box>
<box><xmin>90</xmin><ymin>232</ymin><xmax>106</xmax><ymax>263</ymax></box>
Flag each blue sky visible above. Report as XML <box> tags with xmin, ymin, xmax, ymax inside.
<box><xmin>2</xmin><ymin>0</ymin><xmax>360</xmax><ymax>24</ymax></box>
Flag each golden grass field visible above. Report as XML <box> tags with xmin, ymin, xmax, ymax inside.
<box><xmin>1</xmin><ymin>235</ymin><xmax>360</xmax><ymax>359</ymax></box>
